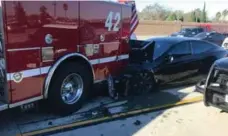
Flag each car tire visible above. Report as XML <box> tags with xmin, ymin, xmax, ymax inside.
<box><xmin>139</xmin><ymin>71</ymin><xmax>158</xmax><ymax>93</ymax></box>
<box><xmin>126</xmin><ymin>70</ymin><xmax>157</xmax><ymax>95</ymax></box>
<box><xmin>47</xmin><ymin>61</ymin><xmax>92</xmax><ymax>115</ymax></box>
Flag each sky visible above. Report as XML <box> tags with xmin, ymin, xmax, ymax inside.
<box><xmin>113</xmin><ymin>0</ymin><xmax>228</xmax><ymax>19</ymax></box>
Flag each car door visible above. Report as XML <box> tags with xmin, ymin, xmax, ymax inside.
<box><xmin>156</xmin><ymin>41</ymin><xmax>197</xmax><ymax>84</ymax></box>
<box><xmin>191</xmin><ymin>41</ymin><xmax>216</xmax><ymax>76</ymax></box>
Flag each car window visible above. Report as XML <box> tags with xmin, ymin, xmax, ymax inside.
<box><xmin>194</xmin><ymin>32</ymin><xmax>206</xmax><ymax>38</ymax></box>
<box><xmin>191</xmin><ymin>41</ymin><xmax>216</xmax><ymax>54</ymax></box>
<box><xmin>153</xmin><ymin>40</ymin><xmax>172</xmax><ymax>60</ymax></box>
<box><xmin>169</xmin><ymin>41</ymin><xmax>191</xmax><ymax>55</ymax></box>
<box><xmin>180</xmin><ymin>28</ymin><xmax>190</xmax><ymax>33</ymax></box>
<box><xmin>192</xmin><ymin>28</ymin><xmax>199</xmax><ymax>33</ymax></box>
<box><xmin>212</xmin><ymin>33</ymin><xmax>225</xmax><ymax>40</ymax></box>
<box><xmin>198</xmin><ymin>28</ymin><xmax>204</xmax><ymax>32</ymax></box>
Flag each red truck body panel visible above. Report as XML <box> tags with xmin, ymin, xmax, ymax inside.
<box><xmin>1</xmin><ymin>1</ymin><xmax>131</xmax><ymax>103</ymax></box>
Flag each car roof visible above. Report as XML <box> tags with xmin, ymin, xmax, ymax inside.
<box><xmin>146</xmin><ymin>36</ymin><xmax>195</xmax><ymax>44</ymax></box>
<box><xmin>199</xmin><ymin>31</ymin><xmax>217</xmax><ymax>34</ymax></box>
<box><xmin>145</xmin><ymin>36</ymin><xmax>222</xmax><ymax>49</ymax></box>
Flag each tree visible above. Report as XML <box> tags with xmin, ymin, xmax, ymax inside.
<box><xmin>222</xmin><ymin>9</ymin><xmax>228</xmax><ymax>20</ymax></box>
<box><xmin>14</xmin><ymin>2</ymin><xmax>27</xmax><ymax>26</ymax></box>
<box><xmin>216</xmin><ymin>12</ymin><xmax>222</xmax><ymax>21</ymax></box>
<box><xmin>174</xmin><ymin>10</ymin><xmax>184</xmax><ymax>21</ymax></box>
<box><xmin>39</xmin><ymin>5</ymin><xmax>52</xmax><ymax>25</ymax></box>
<box><xmin>139</xmin><ymin>3</ymin><xmax>171</xmax><ymax>20</ymax></box>
<box><xmin>184</xmin><ymin>8</ymin><xmax>207</xmax><ymax>22</ymax></box>
<box><xmin>179</xmin><ymin>16</ymin><xmax>184</xmax><ymax>22</ymax></box>
<box><xmin>40</xmin><ymin>5</ymin><xmax>47</xmax><ymax>13</ymax></box>
<box><xmin>191</xmin><ymin>11</ymin><xmax>196</xmax><ymax>22</ymax></box>
<box><xmin>201</xmin><ymin>2</ymin><xmax>207</xmax><ymax>22</ymax></box>
<box><xmin>194</xmin><ymin>8</ymin><xmax>202</xmax><ymax>22</ymax></box>
<box><xmin>166</xmin><ymin>13</ymin><xmax>177</xmax><ymax>21</ymax></box>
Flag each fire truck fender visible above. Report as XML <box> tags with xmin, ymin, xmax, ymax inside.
<box><xmin>43</xmin><ymin>53</ymin><xmax>95</xmax><ymax>99</ymax></box>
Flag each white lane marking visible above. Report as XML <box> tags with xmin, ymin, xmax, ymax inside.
<box><xmin>6</xmin><ymin>54</ymin><xmax>129</xmax><ymax>81</ymax></box>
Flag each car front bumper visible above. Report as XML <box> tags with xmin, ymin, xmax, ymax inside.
<box><xmin>204</xmin><ymin>65</ymin><xmax>228</xmax><ymax>111</ymax></box>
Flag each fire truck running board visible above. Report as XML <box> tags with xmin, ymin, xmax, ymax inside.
<box><xmin>0</xmin><ymin>101</ymin><xmax>8</xmax><ymax>111</ymax></box>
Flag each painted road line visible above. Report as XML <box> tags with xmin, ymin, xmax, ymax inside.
<box><xmin>20</xmin><ymin>96</ymin><xmax>203</xmax><ymax>136</ymax></box>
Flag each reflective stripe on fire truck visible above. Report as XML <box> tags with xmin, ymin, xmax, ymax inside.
<box><xmin>6</xmin><ymin>54</ymin><xmax>129</xmax><ymax>81</ymax></box>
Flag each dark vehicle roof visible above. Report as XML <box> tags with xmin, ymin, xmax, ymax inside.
<box><xmin>146</xmin><ymin>36</ymin><xmax>195</xmax><ymax>45</ymax></box>
<box><xmin>183</xmin><ymin>27</ymin><xmax>201</xmax><ymax>29</ymax></box>
<box><xmin>195</xmin><ymin>31</ymin><xmax>220</xmax><ymax>35</ymax></box>
<box><xmin>145</xmin><ymin>36</ymin><xmax>222</xmax><ymax>47</ymax></box>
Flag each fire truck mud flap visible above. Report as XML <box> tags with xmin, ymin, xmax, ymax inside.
<box><xmin>0</xmin><ymin>86</ymin><xmax>204</xmax><ymax>136</ymax></box>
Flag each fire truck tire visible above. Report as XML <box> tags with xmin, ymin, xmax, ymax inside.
<box><xmin>47</xmin><ymin>61</ymin><xmax>92</xmax><ymax>115</ymax></box>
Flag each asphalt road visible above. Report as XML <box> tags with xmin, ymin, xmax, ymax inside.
<box><xmin>0</xmin><ymin>85</ymin><xmax>202</xmax><ymax>136</ymax></box>
<box><xmin>49</xmin><ymin>102</ymin><xmax>228</xmax><ymax>136</ymax></box>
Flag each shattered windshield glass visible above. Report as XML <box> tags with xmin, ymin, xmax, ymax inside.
<box><xmin>153</xmin><ymin>41</ymin><xmax>172</xmax><ymax>60</ymax></box>
<box><xmin>141</xmin><ymin>38</ymin><xmax>173</xmax><ymax>60</ymax></box>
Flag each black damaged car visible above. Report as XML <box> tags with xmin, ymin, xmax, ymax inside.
<box><xmin>120</xmin><ymin>37</ymin><xmax>228</xmax><ymax>95</ymax></box>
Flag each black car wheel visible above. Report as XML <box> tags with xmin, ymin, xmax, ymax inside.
<box><xmin>126</xmin><ymin>70</ymin><xmax>157</xmax><ymax>95</ymax></box>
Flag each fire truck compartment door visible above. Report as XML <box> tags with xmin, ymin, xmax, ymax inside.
<box><xmin>80</xmin><ymin>1</ymin><xmax>122</xmax><ymax>80</ymax></box>
<box><xmin>3</xmin><ymin>1</ymin><xmax>50</xmax><ymax>103</ymax></box>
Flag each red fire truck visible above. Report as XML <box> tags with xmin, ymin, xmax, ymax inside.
<box><xmin>0</xmin><ymin>1</ymin><xmax>134</xmax><ymax>114</ymax></box>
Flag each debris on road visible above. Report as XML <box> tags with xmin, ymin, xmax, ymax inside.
<box><xmin>0</xmin><ymin>85</ymin><xmax>203</xmax><ymax>136</ymax></box>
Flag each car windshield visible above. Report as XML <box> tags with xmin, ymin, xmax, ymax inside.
<box><xmin>194</xmin><ymin>32</ymin><xmax>207</xmax><ymax>38</ymax></box>
<box><xmin>142</xmin><ymin>38</ymin><xmax>175</xmax><ymax>60</ymax></box>
<box><xmin>180</xmin><ymin>28</ymin><xmax>191</xmax><ymax>33</ymax></box>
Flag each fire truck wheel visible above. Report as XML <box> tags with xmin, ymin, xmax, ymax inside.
<box><xmin>48</xmin><ymin>62</ymin><xmax>92</xmax><ymax>115</ymax></box>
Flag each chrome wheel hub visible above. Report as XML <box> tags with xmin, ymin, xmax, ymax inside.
<box><xmin>61</xmin><ymin>73</ymin><xmax>83</xmax><ymax>105</ymax></box>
